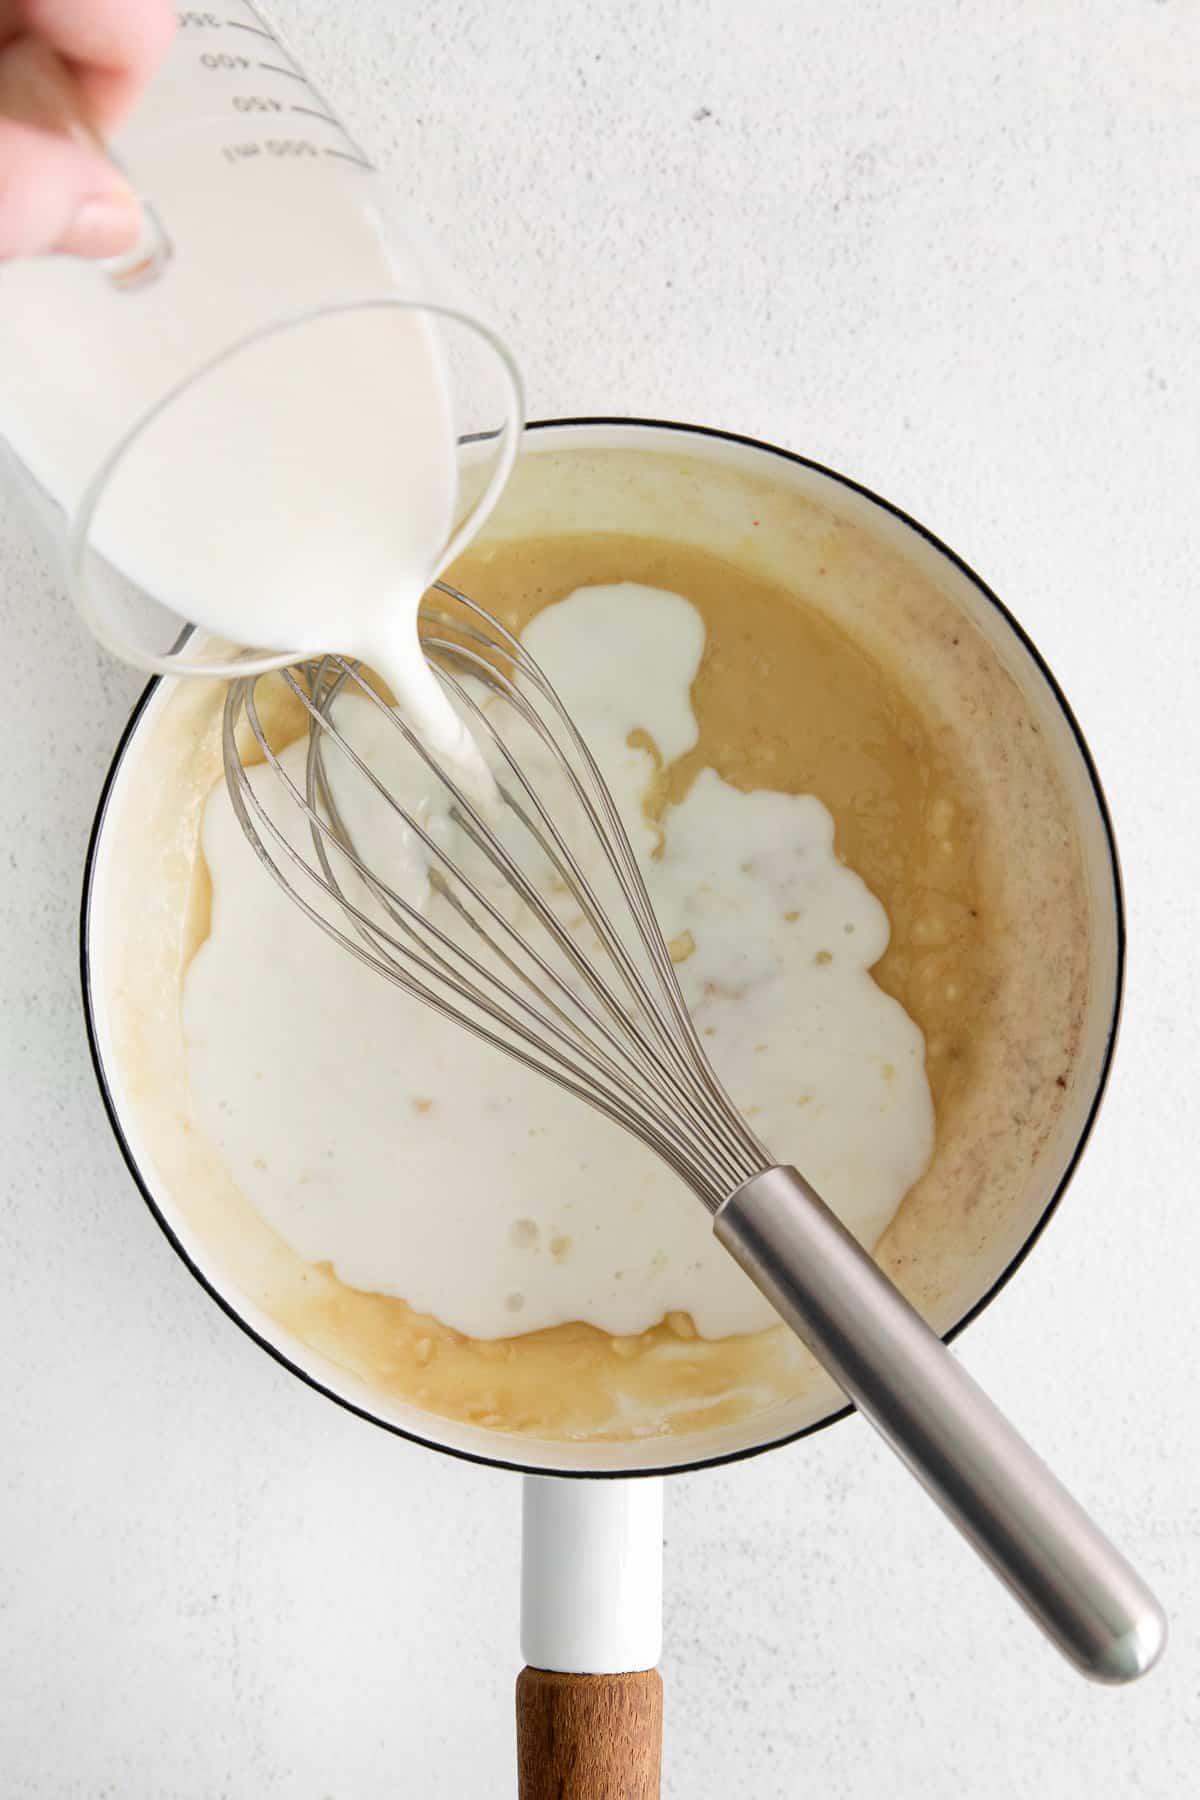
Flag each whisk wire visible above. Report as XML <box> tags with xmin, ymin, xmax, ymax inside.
<box><xmin>282</xmin><ymin>662</ymin><xmax>746</xmax><ymax>1196</ymax></box>
<box><xmin>429</xmin><ymin>587</ymin><xmax>769</xmax><ymax>1169</ymax></box>
<box><xmin>222</xmin><ymin>581</ymin><xmax>774</xmax><ymax>1208</ymax></box>
<box><xmin>296</xmin><ymin>653</ymin><xmax>761</xmax><ymax>1198</ymax></box>
<box><xmin>229</xmin><ymin>694</ymin><xmax>731</xmax><ymax>1203</ymax></box>
<box><xmin>429</xmin><ymin>657</ymin><xmax>762</xmax><ymax>1184</ymax></box>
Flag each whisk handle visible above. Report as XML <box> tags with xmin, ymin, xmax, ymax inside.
<box><xmin>714</xmin><ymin>1166</ymin><xmax>1166</xmax><ymax>1683</ymax></box>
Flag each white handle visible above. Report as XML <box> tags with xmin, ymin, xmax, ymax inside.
<box><xmin>520</xmin><ymin>1475</ymin><xmax>664</xmax><ymax>1674</ymax></box>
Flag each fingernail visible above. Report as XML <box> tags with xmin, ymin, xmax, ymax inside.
<box><xmin>57</xmin><ymin>189</ymin><xmax>143</xmax><ymax>260</ymax></box>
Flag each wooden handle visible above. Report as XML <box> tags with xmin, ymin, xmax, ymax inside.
<box><xmin>516</xmin><ymin>1667</ymin><xmax>663</xmax><ymax>1799</ymax></box>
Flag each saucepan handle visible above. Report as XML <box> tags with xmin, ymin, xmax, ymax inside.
<box><xmin>715</xmin><ymin>1166</ymin><xmax>1166</xmax><ymax>1684</ymax></box>
<box><xmin>517</xmin><ymin>1476</ymin><xmax>664</xmax><ymax>1799</ymax></box>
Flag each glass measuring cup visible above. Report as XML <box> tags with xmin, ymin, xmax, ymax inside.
<box><xmin>0</xmin><ymin>2</ymin><xmax>523</xmax><ymax>676</ymax></box>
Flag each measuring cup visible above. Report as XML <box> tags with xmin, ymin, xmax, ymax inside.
<box><xmin>79</xmin><ymin>422</ymin><xmax>1162</xmax><ymax>1797</ymax></box>
<box><xmin>0</xmin><ymin>2</ymin><xmax>522</xmax><ymax>676</ymax></box>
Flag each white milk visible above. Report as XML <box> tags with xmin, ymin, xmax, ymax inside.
<box><xmin>183</xmin><ymin>584</ymin><xmax>935</xmax><ymax>1342</ymax></box>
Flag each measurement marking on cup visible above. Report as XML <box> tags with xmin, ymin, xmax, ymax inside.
<box><xmin>291</xmin><ymin>105</ymin><xmax>340</xmax><ymax>126</ymax></box>
<box><xmin>323</xmin><ymin>146</ymin><xmax>374</xmax><ymax>169</ymax></box>
<box><xmin>259</xmin><ymin>62</ymin><xmax>308</xmax><ymax>81</ymax></box>
<box><xmin>222</xmin><ymin>138</ymin><xmax>320</xmax><ymax>160</ymax></box>
<box><xmin>226</xmin><ymin>18</ymin><xmax>274</xmax><ymax>36</ymax></box>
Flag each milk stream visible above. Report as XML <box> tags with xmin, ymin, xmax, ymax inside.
<box><xmin>183</xmin><ymin>584</ymin><xmax>936</xmax><ymax>1342</ymax></box>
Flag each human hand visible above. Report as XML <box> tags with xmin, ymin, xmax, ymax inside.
<box><xmin>0</xmin><ymin>0</ymin><xmax>175</xmax><ymax>260</ymax></box>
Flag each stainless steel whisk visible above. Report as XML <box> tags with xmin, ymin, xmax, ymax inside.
<box><xmin>223</xmin><ymin>579</ymin><xmax>1163</xmax><ymax>1684</ymax></box>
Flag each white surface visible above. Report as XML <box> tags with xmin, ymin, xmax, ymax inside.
<box><xmin>521</xmin><ymin>1476</ymin><xmax>664</xmax><ymax>1673</ymax></box>
<box><xmin>1</xmin><ymin>0</ymin><xmax>1196</xmax><ymax>1793</ymax></box>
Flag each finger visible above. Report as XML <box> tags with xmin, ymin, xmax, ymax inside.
<box><xmin>0</xmin><ymin>115</ymin><xmax>140</xmax><ymax>257</ymax></box>
<box><xmin>0</xmin><ymin>34</ymin><xmax>94</xmax><ymax>139</ymax></box>
<box><xmin>4</xmin><ymin>0</ymin><xmax>176</xmax><ymax>127</ymax></box>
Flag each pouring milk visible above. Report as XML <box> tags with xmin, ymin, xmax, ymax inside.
<box><xmin>0</xmin><ymin>41</ymin><xmax>501</xmax><ymax>769</ymax></box>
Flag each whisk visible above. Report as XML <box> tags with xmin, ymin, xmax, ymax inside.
<box><xmin>223</xmin><ymin>579</ymin><xmax>1162</xmax><ymax>1683</ymax></box>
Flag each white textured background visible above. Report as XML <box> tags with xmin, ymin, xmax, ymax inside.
<box><xmin>2</xmin><ymin>0</ymin><xmax>1198</xmax><ymax>1793</ymax></box>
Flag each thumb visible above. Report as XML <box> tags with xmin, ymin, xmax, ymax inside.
<box><xmin>0</xmin><ymin>116</ymin><xmax>141</xmax><ymax>258</ymax></box>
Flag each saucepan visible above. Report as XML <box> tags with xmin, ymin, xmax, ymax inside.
<box><xmin>80</xmin><ymin>418</ymin><xmax>1144</xmax><ymax>1796</ymax></box>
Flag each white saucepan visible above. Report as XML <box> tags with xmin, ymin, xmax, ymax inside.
<box><xmin>80</xmin><ymin>420</ymin><xmax>1139</xmax><ymax>1797</ymax></box>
